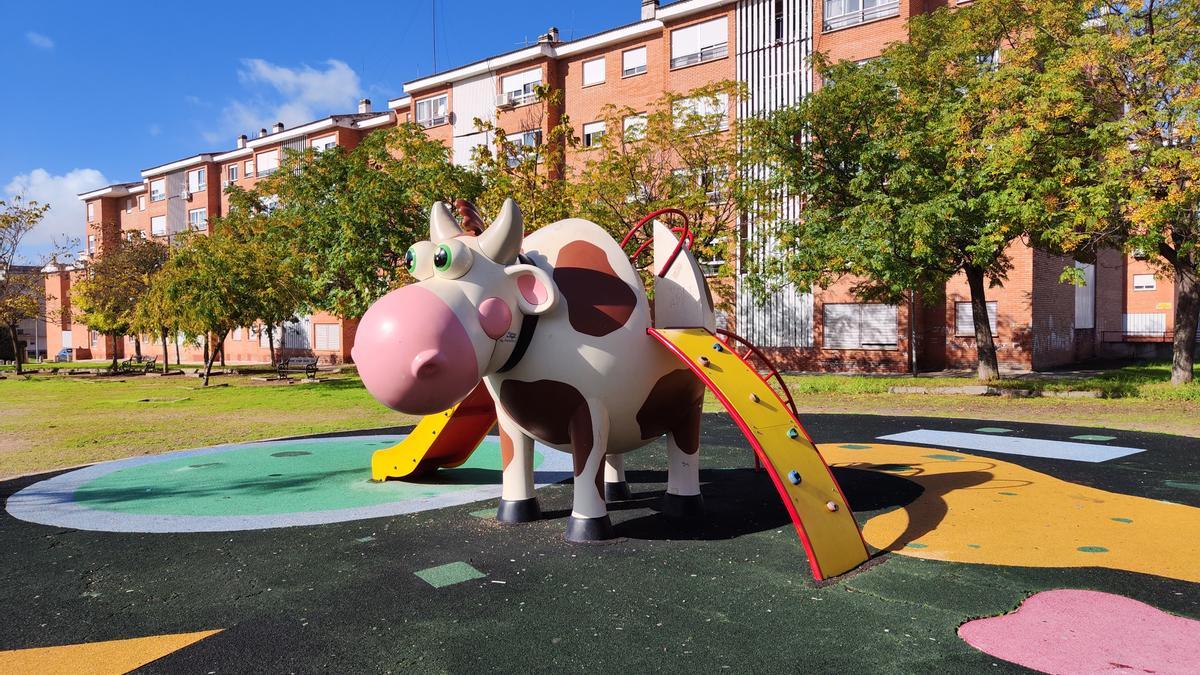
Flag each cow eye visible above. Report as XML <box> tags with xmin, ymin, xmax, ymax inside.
<box><xmin>434</xmin><ymin>239</ymin><xmax>474</xmax><ymax>279</ymax></box>
<box><xmin>406</xmin><ymin>241</ymin><xmax>435</xmax><ymax>280</ymax></box>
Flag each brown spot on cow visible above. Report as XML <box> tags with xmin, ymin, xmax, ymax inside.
<box><xmin>637</xmin><ymin>369</ymin><xmax>705</xmax><ymax>455</ymax></box>
<box><xmin>498</xmin><ymin>379</ymin><xmax>593</xmax><ymax>475</ymax></box>
<box><xmin>552</xmin><ymin>240</ymin><xmax>637</xmax><ymax>337</ymax></box>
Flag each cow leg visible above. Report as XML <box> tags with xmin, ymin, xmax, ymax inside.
<box><xmin>565</xmin><ymin>401</ymin><xmax>615</xmax><ymax>542</ymax></box>
<box><xmin>663</xmin><ymin>400</ymin><xmax>704</xmax><ymax>519</ymax></box>
<box><xmin>496</xmin><ymin>409</ymin><xmax>540</xmax><ymax>524</ymax></box>
<box><xmin>604</xmin><ymin>453</ymin><xmax>632</xmax><ymax>502</ymax></box>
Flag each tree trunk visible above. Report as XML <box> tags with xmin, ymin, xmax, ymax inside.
<box><xmin>174</xmin><ymin>334</ymin><xmax>181</xmax><ymax>366</ymax></box>
<box><xmin>1171</xmin><ymin>258</ymin><xmax>1198</xmax><ymax>385</ymax></box>
<box><xmin>202</xmin><ymin>332</ymin><xmax>227</xmax><ymax>387</ymax></box>
<box><xmin>908</xmin><ymin>290</ymin><xmax>918</xmax><ymax>377</ymax></box>
<box><xmin>267</xmin><ymin>326</ymin><xmax>277</xmax><ymax>366</ymax></box>
<box><xmin>110</xmin><ymin>332</ymin><xmax>120</xmax><ymax>372</ymax></box>
<box><xmin>134</xmin><ymin>335</ymin><xmax>142</xmax><ymax>360</ymax></box>
<box><xmin>7</xmin><ymin>324</ymin><xmax>21</xmax><ymax>375</ymax></box>
<box><xmin>160</xmin><ymin>329</ymin><xmax>170</xmax><ymax>375</ymax></box>
<box><xmin>965</xmin><ymin>265</ymin><xmax>1000</xmax><ymax>381</ymax></box>
<box><xmin>203</xmin><ymin>336</ymin><xmax>210</xmax><ymax>372</ymax></box>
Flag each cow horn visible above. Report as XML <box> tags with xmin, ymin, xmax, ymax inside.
<box><xmin>429</xmin><ymin>202</ymin><xmax>464</xmax><ymax>242</ymax></box>
<box><xmin>478</xmin><ymin>198</ymin><xmax>523</xmax><ymax>264</ymax></box>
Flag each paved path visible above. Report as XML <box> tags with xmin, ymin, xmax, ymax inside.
<box><xmin>1</xmin><ymin>413</ymin><xmax>1196</xmax><ymax>673</ymax></box>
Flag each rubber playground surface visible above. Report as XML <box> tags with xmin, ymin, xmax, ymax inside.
<box><xmin>1</xmin><ymin>413</ymin><xmax>1198</xmax><ymax>673</ymax></box>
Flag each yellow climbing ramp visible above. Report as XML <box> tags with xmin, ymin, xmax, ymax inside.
<box><xmin>371</xmin><ymin>383</ymin><xmax>497</xmax><ymax>481</ymax></box>
<box><xmin>649</xmin><ymin>327</ymin><xmax>870</xmax><ymax>580</ymax></box>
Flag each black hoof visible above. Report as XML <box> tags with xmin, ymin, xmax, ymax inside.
<box><xmin>565</xmin><ymin>515</ymin><xmax>615</xmax><ymax>542</ymax></box>
<box><xmin>496</xmin><ymin>498</ymin><xmax>541</xmax><ymax>524</ymax></box>
<box><xmin>604</xmin><ymin>481</ymin><xmax>632</xmax><ymax>502</ymax></box>
<box><xmin>662</xmin><ymin>492</ymin><xmax>705</xmax><ymax>519</ymax></box>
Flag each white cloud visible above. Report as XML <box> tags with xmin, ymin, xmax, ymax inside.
<box><xmin>203</xmin><ymin>59</ymin><xmax>361</xmax><ymax>145</ymax></box>
<box><xmin>26</xmin><ymin>31</ymin><xmax>54</xmax><ymax>50</ymax></box>
<box><xmin>4</xmin><ymin>168</ymin><xmax>109</xmax><ymax>263</ymax></box>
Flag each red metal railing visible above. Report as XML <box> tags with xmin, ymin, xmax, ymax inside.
<box><xmin>620</xmin><ymin>208</ymin><xmax>693</xmax><ymax>278</ymax></box>
<box><xmin>716</xmin><ymin>328</ymin><xmax>799</xmax><ymax>421</ymax></box>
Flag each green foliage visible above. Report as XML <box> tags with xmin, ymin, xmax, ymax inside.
<box><xmin>73</xmin><ymin>233</ymin><xmax>169</xmax><ymax>367</ymax></box>
<box><xmin>0</xmin><ymin>198</ymin><xmax>53</xmax><ymax>373</ymax></box>
<box><xmin>225</xmin><ymin>125</ymin><xmax>482</xmax><ymax>319</ymax></box>
<box><xmin>470</xmin><ymin>85</ymin><xmax>578</xmax><ymax>230</ymax></box>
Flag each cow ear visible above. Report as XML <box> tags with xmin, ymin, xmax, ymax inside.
<box><xmin>505</xmin><ymin>264</ymin><xmax>558</xmax><ymax>315</ymax></box>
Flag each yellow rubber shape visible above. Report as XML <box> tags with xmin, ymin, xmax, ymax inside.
<box><xmin>649</xmin><ymin>328</ymin><xmax>870</xmax><ymax>580</ymax></box>
<box><xmin>0</xmin><ymin>630</ymin><xmax>222</xmax><ymax>675</ymax></box>
<box><xmin>371</xmin><ymin>383</ymin><xmax>497</xmax><ymax>481</ymax></box>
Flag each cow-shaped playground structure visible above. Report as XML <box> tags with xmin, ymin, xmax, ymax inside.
<box><xmin>353</xmin><ymin>199</ymin><xmax>711</xmax><ymax>541</ymax></box>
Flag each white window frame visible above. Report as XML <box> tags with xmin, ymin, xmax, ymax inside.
<box><xmin>87</xmin><ymin>234</ymin><xmax>96</xmax><ymax>253</ymax></box>
<box><xmin>244</xmin><ymin>160</ymin><xmax>254</xmax><ymax>177</ymax></box>
<box><xmin>1132</xmin><ymin>274</ymin><xmax>1157</xmax><ymax>291</ymax></box>
<box><xmin>955</xmin><ymin>301</ymin><xmax>999</xmax><ymax>337</ymax></box>
<box><xmin>125</xmin><ymin>197</ymin><xmax>134</xmax><ymax>213</ymax></box>
<box><xmin>188</xmin><ymin>207</ymin><xmax>207</xmax><ymax>231</ymax></box>
<box><xmin>670</xmin><ymin>17</ymin><xmax>729</xmax><ymax>69</ymax></box>
<box><xmin>138</xmin><ymin>195</ymin><xmax>146</xmax><ymax>211</ymax></box>
<box><xmin>823</xmin><ymin>0</ymin><xmax>901</xmax><ymax>31</ymax></box>
<box><xmin>187</xmin><ymin>168</ymin><xmax>206</xmax><ymax>193</ymax></box>
<box><xmin>505</xmin><ymin>129</ymin><xmax>543</xmax><ymax>167</ymax></box>
<box><xmin>87</xmin><ymin>203</ymin><xmax>95</xmax><ymax>221</ymax></box>
<box><xmin>416</xmin><ymin>94</ymin><xmax>449</xmax><ymax>127</ymax></box>
<box><xmin>622</xmin><ymin>47</ymin><xmax>648</xmax><ymax>77</ymax></box>
<box><xmin>582</xmin><ymin>121</ymin><xmax>605</xmax><ymax>148</ymax></box>
<box><xmin>623</xmin><ymin>113</ymin><xmax>648</xmax><ymax>140</ymax></box>
<box><xmin>150</xmin><ymin>178</ymin><xmax>166</xmax><ymax>202</ymax></box>
<box><xmin>822</xmin><ymin>303</ymin><xmax>898</xmax><ymax>350</ymax></box>
<box><xmin>310</xmin><ymin>135</ymin><xmax>337</xmax><ymax>152</ymax></box>
<box><xmin>500</xmin><ymin>68</ymin><xmax>542</xmax><ymax>106</ymax></box>
<box><xmin>226</xmin><ymin>164</ymin><xmax>239</xmax><ymax>185</ymax></box>
<box><xmin>255</xmin><ymin>150</ymin><xmax>279</xmax><ymax>177</ymax></box>
<box><xmin>150</xmin><ymin>215</ymin><xmax>167</xmax><ymax>236</ymax></box>
<box><xmin>582</xmin><ymin>57</ymin><xmax>606</xmax><ymax>86</ymax></box>
<box><xmin>674</xmin><ymin>93</ymin><xmax>730</xmax><ymax>133</ymax></box>
<box><xmin>315</xmin><ymin>323</ymin><xmax>341</xmax><ymax>351</ymax></box>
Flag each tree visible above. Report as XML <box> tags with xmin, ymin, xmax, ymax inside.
<box><xmin>0</xmin><ymin>198</ymin><xmax>52</xmax><ymax>374</ymax></box>
<box><xmin>572</xmin><ymin>81</ymin><xmax>769</xmax><ymax>286</ymax></box>
<box><xmin>470</xmin><ymin>85</ymin><xmax>578</xmax><ymax>230</ymax></box>
<box><xmin>132</xmin><ymin>275</ymin><xmax>180</xmax><ymax>375</ymax></box>
<box><xmin>227</xmin><ymin>124</ymin><xmax>482</xmax><ymax>320</ymax></box>
<box><xmin>752</xmin><ymin>2</ymin><xmax>1091</xmax><ymax>380</ymax></box>
<box><xmin>72</xmin><ymin>233</ymin><xmax>169</xmax><ymax>371</ymax></box>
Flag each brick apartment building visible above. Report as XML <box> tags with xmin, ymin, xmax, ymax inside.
<box><xmin>41</xmin><ymin>0</ymin><xmax>1192</xmax><ymax>371</ymax></box>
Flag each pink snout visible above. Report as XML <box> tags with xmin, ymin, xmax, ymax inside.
<box><xmin>351</xmin><ymin>285</ymin><xmax>480</xmax><ymax>415</ymax></box>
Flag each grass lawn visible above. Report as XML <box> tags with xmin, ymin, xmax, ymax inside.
<box><xmin>1</xmin><ymin>361</ymin><xmax>1196</xmax><ymax>479</ymax></box>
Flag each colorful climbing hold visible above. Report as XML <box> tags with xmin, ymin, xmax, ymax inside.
<box><xmin>787</xmin><ymin>470</ymin><xmax>801</xmax><ymax>485</ymax></box>
<box><xmin>975</xmin><ymin>427</ymin><xmax>1013</xmax><ymax>434</ymax></box>
<box><xmin>1076</xmin><ymin>546</ymin><xmax>1109</xmax><ymax>553</ymax></box>
<box><xmin>905</xmin><ymin>543</ymin><xmax>927</xmax><ymax>549</ymax></box>
<box><xmin>1111</xmin><ymin>517</ymin><xmax>1133</xmax><ymax>524</ymax></box>
<box><xmin>826</xmin><ymin>501</ymin><xmax>839</xmax><ymax>512</ymax></box>
<box><xmin>712</xmin><ymin>342</ymin><xmax>724</xmax><ymax>352</ymax></box>
<box><xmin>787</xmin><ymin>428</ymin><xmax>799</xmax><ymax>439</ymax></box>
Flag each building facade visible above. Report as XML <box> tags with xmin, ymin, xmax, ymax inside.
<box><xmin>42</xmin><ymin>0</ymin><xmax>1191</xmax><ymax>371</ymax></box>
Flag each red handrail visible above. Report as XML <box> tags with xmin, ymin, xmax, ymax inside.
<box><xmin>715</xmin><ymin>328</ymin><xmax>799</xmax><ymax>421</ymax></box>
<box><xmin>620</xmin><ymin>208</ymin><xmax>693</xmax><ymax>278</ymax></box>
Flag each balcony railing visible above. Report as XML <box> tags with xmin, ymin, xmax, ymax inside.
<box><xmin>823</xmin><ymin>1</ymin><xmax>900</xmax><ymax>31</ymax></box>
<box><xmin>670</xmin><ymin>43</ymin><xmax>729</xmax><ymax>69</ymax></box>
<box><xmin>417</xmin><ymin>116</ymin><xmax>448</xmax><ymax>128</ymax></box>
<box><xmin>497</xmin><ymin>90</ymin><xmax>538</xmax><ymax>108</ymax></box>
<box><xmin>1102</xmin><ymin>330</ymin><xmax>1200</xmax><ymax>343</ymax></box>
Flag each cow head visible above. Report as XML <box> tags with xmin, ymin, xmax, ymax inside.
<box><xmin>352</xmin><ymin>199</ymin><xmax>559</xmax><ymax>415</ymax></box>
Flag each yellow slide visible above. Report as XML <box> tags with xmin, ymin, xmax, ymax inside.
<box><xmin>649</xmin><ymin>327</ymin><xmax>871</xmax><ymax>580</ymax></box>
<box><xmin>371</xmin><ymin>383</ymin><xmax>497</xmax><ymax>481</ymax></box>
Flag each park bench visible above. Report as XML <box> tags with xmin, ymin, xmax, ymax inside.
<box><xmin>119</xmin><ymin>355</ymin><xmax>158</xmax><ymax>374</ymax></box>
<box><xmin>276</xmin><ymin>356</ymin><xmax>319</xmax><ymax>381</ymax></box>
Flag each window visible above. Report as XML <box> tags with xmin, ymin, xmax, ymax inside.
<box><xmin>87</xmin><ymin>203</ymin><xmax>95</xmax><ymax>221</ymax></box>
<box><xmin>774</xmin><ymin>0</ymin><xmax>786</xmax><ymax>41</ymax></box>
<box><xmin>623</xmin><ymin>113</ymin><xmax>648</xmax><ymax>140</ymax></box>
<box><xmin>315</xmin><ymin>324</ymin><xmax>341</xmax><ymax>351</ymax></box>
<box><xmin>416</xmin><ymin>94</ymin><xmax>449</xmax><ymax>127</ymax></box>
<box><xmin>506</xmin><ymin>130</ymin><xmax>543</xmax><ymax>167</ymax></box>
<box><xmin>138</xmin><ymin>195</ymin><xmax>146</xmax><ymax>211</ymax></box>
<box><xmin>187</xmin><ymin>168</ymin><xmax>206</xmax><ymax>193</ymax></box>
<box><xmin>188</xmin><ymin>208</ymin><xmax>207</xmax><ymax>231</ymax></box>
<box><xmin>1133</xmin><ymin>274</ymin><xmax>1157</xmax><ymax>291</ymax></box>
<box><xmin>623</xmin><ymin>47</ymin><xmax>648</xmax><ymax>77</ymax></box>
<box><xmin>125</xmin><ymin>197</ymin><xmax>134</xmax><ymax>213</ymax></box>
<box><xmin>256</xmin><ymin>150</ymin><xmax>279</xmax><ymax>177</ymax></box>
<box><xmin>87</xmin><ymin>234</ymin><xmax>95</xmax><ymax>253</ymax></box>
<box><xmin>227</xmin><ymin>164</ymin><xmax>239</xmax><ymax>185</ymax></box>
<box><xmin>671</xmin><ymin>17</ymin><xmax>729</xmax><ymax>68</ymax></box>
<box><xmin>673</xmin><ymin>167</ymin><xmax>727</xmax><ymax>203</ymax></box>
<box><xmin>150</xmin><ymin>179</ymin><xmax>166</xmax><ymax>201</ymax></box>
<box><xmin>582</xmin><ymin>57</ymin><xmax>606</xmax><ymax>86</ymax></box>
<box><xmin>674</xmin><ymin>93</ymin><xmax>730</xmax><ymax>133</ymax></box>
<box><xmin>91</xmin><ymin>331</ymin><xmax>98</xmax><ymax>347</ymax></box>
<box><xmin>1075</xmin><ymin>261</ymin><xmax>1095</xmax><ymax>330</ymax></box>
<box><xmin>955</xmin><ymin>301</ymin><xmax>999</xmax><ymax>337</ymax></box>
<box><xmin>244</xmin><ymin>160</ymin><xmax>254</xmax><ymax>177</ymax></box>
<box><xmin>823</xmin><ymin>303</ymin><xmax>898</xmax><ymax>349</ymax></box>
<box><xmin>500</xmin><ymin>68</ymin><xmax>542</xmax><ymax>106</ymax></box>
<box><xmin>151</xmin><ymin>215</ymin><xmax>167</xmax><ymax>236</ymax></box>
<box><xmin>232</xmin><ymin>327</ymin><xmax>242</xmax><ymax>341</ymax></box>
<box><xmin>823</xmin><ymin>0</ymin><xmax>900</xmax><ymax>31</ymax></box>
<box><xmin>1123</xmin><ymin>313</ymin><xmax>1166</xmax><ymax>336</ymax></box>
<box><xmin>582</xmin><ymin>121</ymin><xmax>605</xmax><ymax>148</ymax></box>
<box><xmin>310</xmin><ymin>135</ymin><xmax>337</xmax><ymax>152</ymax></box>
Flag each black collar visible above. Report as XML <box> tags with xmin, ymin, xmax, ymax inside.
<box><xmin>496</xmin><ymin>254</ymin><xmax>539</xmax><ymax>374</ymax></box>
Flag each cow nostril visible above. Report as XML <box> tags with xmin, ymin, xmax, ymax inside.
<box><xmin>411</xmin><ymin>349</ymin><xmax>444</xmax><ymax>379</ymax></box>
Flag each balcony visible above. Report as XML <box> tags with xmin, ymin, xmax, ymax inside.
<box><xmin>497</xmin><ymin>90</ymin><xmax>538</xmax><ymax>108</ymax></box>
<box><xmin>418</xmin><ymin>116</ymin><xmax>448</xmax><ymax>128</ymax></box>
<box><xmin>823</xmin><ymin>1</ymin><xmax>900</xmax><ymax>31</ymax></box>
<box><xmin>670</xmin><ymin>43</ymin><xmax>729</xmax><ymax>69</ymax></box>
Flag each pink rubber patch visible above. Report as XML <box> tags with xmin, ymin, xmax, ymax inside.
<box><xmin>959</xmin><ymin>589</ymin><xmax>1200</xmax><ymax>674</ymax></box>
<box><xmin>517</xmin><ymin>273</ymin><xmax>548</xmax><ymax>306</ymax></box>
<box><xmin>477</xmin><ymin>297</ymin><xmax>512</xmax><ymax>340</ymax></box>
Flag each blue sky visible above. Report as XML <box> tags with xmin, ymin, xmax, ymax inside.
<box><xmin>3</xmin><ymin>0</ymin><xmax>648</xmax><ymax>262</ymax></box>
